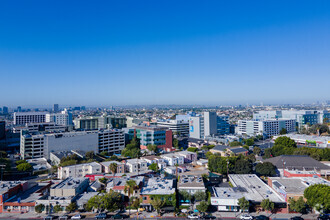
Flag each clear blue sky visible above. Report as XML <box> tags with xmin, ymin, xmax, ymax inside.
<box><xmin>1</xmin><ymin>0</ymin><xmax>330</xmax><ymax>107</ymax></box>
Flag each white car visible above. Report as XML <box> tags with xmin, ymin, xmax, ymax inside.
<box><xmin>240</xmin><ymin>214</ymin><xmax>253</xmax><ymax>220</ymax></box>
<box><xmin>188</xmin><ymin>214</ymin><xmax>199</xmax><ymax>219</ymax></box>
<box><xmin>71</xmin><ymin>214</ymin><xmax>81</xmax><ymax>219</ymax></box>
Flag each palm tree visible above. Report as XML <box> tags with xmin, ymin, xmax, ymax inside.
<box><xmin>109</xmin><ymin>163</ymin><xmax>118</xmax><ymax>176</ymax></box>
<box><xmin>124</xmin><ymin>180</ymin><xmax>137</xmax><ymax>217</ymax></box>
<box><xmin>175</xmin><ymin>163</ymin><xmax>179</xmax><ymax>178</ymax></box>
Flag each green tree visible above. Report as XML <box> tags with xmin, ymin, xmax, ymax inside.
<box><xmin>147</xmin><ymin>144</ymin><xmax>158</xmax><ymax>154</ymax></box>
<box><xmin>304</xmin><ymin>184</ymin><xmax>330</xmax><ymax>212</ymax></box>
<box><xmin>53</xmin><ymin>204</ymin><xmax>62</xmax><ymax>213</ymax></box>
<box><xmin>173</xmin><ymin>138</ymin><xmax>179</xmax><ymax>149</ymax></box>
<box><xmin>263</xmin><ymin>148</ymin><xmax>272</xmax><ymax>159</ymax></box>
<box><xmin>66</xmin><ymin>202</ymin><xmax>78</xmax><ymax>212</ymax></box>
<box><xmin>255</xmin><ymin>162</ymin><xmax>276</xmax><ymax>177</ymax></box>
<box><xmin>274</xmin><ymin>136</ymin><xmax>297</xmax><ymax>148</ymax></box>
<box><xmin>229</xmin><ymin>141</ymin><xmax>242</xmax><ymax>147</ymax></box>
<box><xmin>179</xmin><ymin>190</ymin><xmax>192</xmax><ymax>201</ymax></box>
<box><xmin>149</xmin><ymin>163</ymin><xmax>158</xmax><ymax>172</ymax></box>
<box><xmin>109</xmin><ymin>162</ymin><xmax>118</xmax><ymax>176</ymax></box>
<box><xmin>0</xmin><ymin>151</ymin><xmax>7</xmax><ymax>158</ymax></box>
<box><xmin>205</xmin><ymin>151</ymin><xmax>213</xmax><ymax>158</ymax></box>
<box><xmin>35</xmin><ymin>204</ymin><xmax>45</xmax><ymax>213</ymax></box>
<box><xmin>253</xmin><ymin>147</ymin><xmax>261</xmax><ymax>156</ymax></box>
<box><xmin>60</xmin><ymin>159</ymin><xmax>77</xmax><ymax>167</ymax></box>
<box><xmin>187</xmin><ymin>147</ymin><xmax>199</xmax><ymax>152</ymax></box>
<box><xmin>194</xmin><ymin>191</ymin><xmax>207</xmax><ymax>202</ymax></box>
<box><xmin>246</xmin><ymin>138</ymin><xmax>254</xmax><ymax>146</ymax></box>
<box><xmin>16</xmin><ymin>162</ymin><xmax>33</xmax><ymax>172</ymax></box>
<box><xmin>196</xmin><ymin>201</ymin><xmax>209</xmax><ymax>213</ymax></box>
<box><xmin>124</xmin><ymin>179</ymin><xmax>137</xmax><ymax>215</ymax></box>
<box><xmin>122</xmin><ymin>138</ymin><xmax>141</xmax><ymax>158</ymax></box>
<box><xmin>234</xmin><ymin>159</ymin><xmax>252</xmax><ymax>174</ymax></box>
<box><xmin>85</xmin><ymin>151</ymin><xmax>95</xmax><ymax>160</ymax></box>
<box><xmin>15</xmin><ymin>159</ymin><xmax>27</xmax><ymax>165</ymax></box>
<box><xmin>86</xmin><ymin>191</ymin><xmax>123</xmax><ymax>212</ymax></box>
<box><xmin>280</xmin><ymin>128</ymin><xmax>287</xmax><ymax>135</ymax></box>
<box><xmin>289</xmin><ymin>197</ymin><xmax>306</xmax><ymax>214</ymax></box>
<box><xmin>150</xmin><ymin>197</ymin><xmax>165</xmax><ymax>215</ymax></box>
<box><xmin>261</xmin><ymin>199</ymin><xmax>275</xmax><ymax>212</ymax></box>
<box><xmin>238</xmin><ymin>197</ymin><xmax>249</xmax><ymax>213</ymax></box>
<box><xmin>99</xmin><ymin>177</ymin><xmax>108</xmax><ymax>185</ymax></box>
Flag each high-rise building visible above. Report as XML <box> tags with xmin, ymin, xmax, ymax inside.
<box><xmin>53</xmin><ymin>104</ymin><xmax>59</xmax><ymax>113</ymax></box>
<box><xmin>2</xmin><ymin>106</ymin><xmax>8</xmax><ymax>114</ymax></box>
<box><xmin>189</xmin><ymin>112</ymin><xmax>230</xmax><ymax>139</ymax></box>
<box><xmin>20</xmin><ymin>129</ymin><xmax>125</xmax><ymax>159</ymax></box>
<box><xmin>17</xmin><ymin>106</ymin><xmax>22</xmax><ymax>112</ymax></box>
<box><xmin>13</xmin><ymin>112</ymin><xmax>47</xmax><ymax>125</ymax></box>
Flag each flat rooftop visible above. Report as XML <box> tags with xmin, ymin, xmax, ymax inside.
<box><xmin>178</xmin><ymin>175</ymin><xmax>205</xmax><ymax>190</ymax></box>
<box><xmin>212</xmin><ymin>187</ymin><xmax>243</xmax><ymax>200</ymax></box>
<box><xmin>0</xmin><ymin>181</ymin><xmax>26</xmax><ymax>195</ymax></box>
<box><xmin>6</xmin><ymin>183</ymin><xmax>49</xmax><ymax>203</ymax></box>
<box><xmin>51</xmin><ymin>177</ymin><xmax>88</xmax><ymax>190</ymax></box>
<box><xmin>229</xmin><ymin>174</ymin><xmax>284</xmax><ymax>203</ymax></box>
<box><xmin>270</xmin><ymin>176</ymin><xmax>330</xmax><ymax>194</ymax></box>
<box><xmin>140</xmin><ymin>177</ymin><xmax>175</xmax><ymax>195</ymax></box>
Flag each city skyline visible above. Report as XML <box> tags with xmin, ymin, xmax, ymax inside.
<box><xmin>1</xmin><ymin>0</ymin><xmax>330</xmax><ymax>106</ymax></box>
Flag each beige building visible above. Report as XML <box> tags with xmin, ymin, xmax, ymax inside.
<box><xmin>100</xmin><ymin>161</ymin><xmax>125</xmax><ymax>174</ymax></box>
<box><xmin>58</xmin><ymin>162</ymin><xmax>102</xmax><ymax>179</ymax></box>
<box><xmin>50</xmin><ymin>177</ymin><xmax>89</xmax><ymax>197</ymax></box>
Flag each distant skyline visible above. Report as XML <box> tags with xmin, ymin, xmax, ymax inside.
<box><xmin>1</xmin><ymin>0</ymin><xmax>330</xmax><ymax>106</ymax></box>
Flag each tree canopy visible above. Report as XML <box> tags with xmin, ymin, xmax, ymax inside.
<box><xmin>304</xmin><ymin>184</ymin><xmax>330</xmax><ymax>212</ymax></box>
<box><xmin>109</xmin><ymin>162</ymin><xmax>118</xmax><ymax>175</ymax></box>
<box><xmin>289</xmin><ymin>196</ymin><xmax>306</xmax><ymax>214</ymax></box>
<box><xmin>149</xmin><ymin>163</ymin><xmax>158</xmax><ymax>172</ymax></box>
<box><xmin>86</xmin><ymin>191</ymin><xmax>123</xmax><ymax>212</ymax></box>
<box><xmin>238</xmin><ymin>197</ymin><xmax>249</xmax><ymax>212</ymax></box>
<box><xmin>121</xmin><ymin>138</ymin><xmax>141</xmax><ymax>158</ymax></box>
<box><xmin>255</xmin><ymin>162</ymin><xmax>276</xmax><ymax>177</ymax></box>
<box><xmin>261</xmin><ymin>199</ymin><xmax>275</xmax><ymax>212</ymax></box>
<box><xmin>196</xmin><ymin>201</ymin><xmax>209</xmax><ymax>213</ymax></box>
<box><xmin>16</xmin><ymin>162</ymin><xmax>33</xmax><ymax>172</ymax></box>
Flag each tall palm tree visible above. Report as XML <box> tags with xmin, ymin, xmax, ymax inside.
<box><xmin>109</xmin><ymin>163</ymin><xmax>118</xmax><ymax>176</ymax></box>
<box><xmin>124</xmin><ymin>180</ymin><xmax>137</xmax><ymax>217</ymax></box>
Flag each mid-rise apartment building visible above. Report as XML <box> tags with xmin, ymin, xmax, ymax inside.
<box><xmin>20</xmin><ymin>129</ymin><xmax>125</xmax><ymax>159</ymax></box>
<box><xmin>237</xmin><ymin>119</ymin><xmax>296</xmax><ymax>137</ymax></box>
<box><xmin>124</xmin><ymin>125</ymin><xmax>173</xmax><ymax>151</ymax></box>
<box><xmin>58</xmin><ymin>162</ymin><xmax>102</xmax><ymax>179</ymax></box>
<box><xmin>125</xmin><ymin>159</ymin><xmax>148</xmax><ymax>173</ymax></box>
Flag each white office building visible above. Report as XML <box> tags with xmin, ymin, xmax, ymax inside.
<box><xmin>237</xmin><ymin>119</ymin><xmax>296</xmax><ymax>137</ymax></box>
<box><xmin>13</xmin><ymin>112</ymin><xmax>47</xmax><ymax>125</ymax></box>
<box><xmin>46</xmin><ymin>109</ymin><xmax>73</xmax><ymax>126</ymax></box>
<box><xmin>157</xmin><ymin>120</ymin><xmax>189</xmax><ymax>137</ymax></box>
<box><xmin>20</xmin><ymin>129</ymin><xmax>125</xmax><ymax>159</ymax></box>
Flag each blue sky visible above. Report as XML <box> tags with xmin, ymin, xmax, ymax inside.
<box><xmin>1</xmin><ymin>0</ymin><xmax>330</xmax><ymax>107</ymax></box>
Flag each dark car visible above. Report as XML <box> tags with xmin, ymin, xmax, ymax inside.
<box><xmin>318</xmin><ymin>214</ymin><xmax>330</xmax><ymax>220</ymax></box>
<box><xmin>112</xmin><ymin>214</ymin><xmax>128</xmax><ymax>219</ymax></box>
<box><xmin>95</xmin><ymin>213</ymin><xmax>107</xmax><ymax>219</ymax></box>
<box><xmin>290</xmin><ymin>217</ymin><xmax>304</xmax><ymax>220</ymax></box>
<box><xmin>203</xmin><ymin>215</ymin><xmax>217</xmax><ymax>219</ymax></box>
<box><xmin>255</xmin><ymin>215</ymin><xmax>270</xmax><ymax>220</ymax></box>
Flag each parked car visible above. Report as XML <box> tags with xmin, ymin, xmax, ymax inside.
<box><xmin>59</xmin><ymin>215</ymin><xmax>69</xmax><ymax>220</ymax></box>
<box><xmin>71</xmin><ymin>214</ymin><xmax>82</xmax><ymax>219</ymax></box>
<box><xmin>255</xmin><ymin>215</ymin><xmax>269</xmax><ymax>220</ymax></box>
<box><xmin>95</xmin><ymin>213</ymin><xmax>107</xmax><ymax>219</ymax></box>
<box><xmin>318</xmin><ymin>214</ymin><xmax>330</xmax><ymax>220</ymax></box>
<box><xmin>290</xmin><ymin>217</ymin><xmax>304</xmax><ymax>220</ymax></box>
<box><xmin>112</xmin><ymin>214</ymin><xmax>128</xmax><ymax>219</ymax></box>
<box><xmin>202</xmin><ymin>214</ymin><xmax>217</xmax><ymax>219</ymax></box>
<box><xmin>240</xmin><ymin>214</ymin><xmax>253</xmax><ymax>220</ymax></box>
<box><xmin>188</xmin><ymin>214</ymin><xmax>199</xmax><ymax>219</ymax></box>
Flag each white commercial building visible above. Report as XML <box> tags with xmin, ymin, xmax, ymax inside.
<box><xmin>160</xmin><ymin>153</ymin><xmax>184</xmax><ymax>166</ymax></box>
<box><xmin>237</xmin><ymin>119</ymin><xmax>296</xmax><ymax>137</ymax></box>
<box><xmin>20</xmin><ymin>129</ymin><xmax>125</xmax><ymax>159</ymax></box>
<box><xmin>157</xmin><ymin>120</ymin><xmax>189</xmax><ymax>137</ymax></box>
<box><xmin>46</xmin><ymin>109</ymin><xmax>73</xmax><ymax>126</ymax></box>
<box><xmin>58</xmin><ymin>162</ymin><xmax>102</xmax><ymax>179</ymax></box>
<box><xmin>13</xmin><ymin>112</ymin><xmax>47</xmax><ymax>125</ymax></box>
